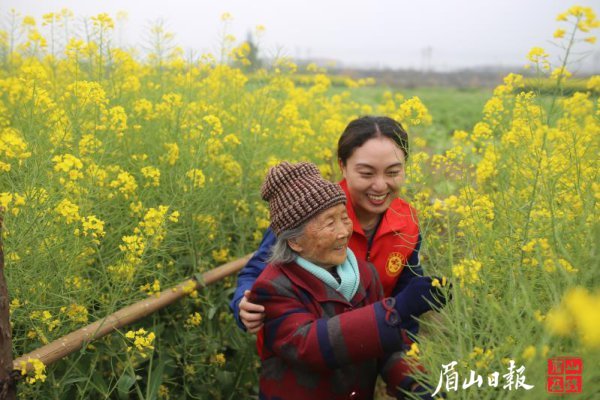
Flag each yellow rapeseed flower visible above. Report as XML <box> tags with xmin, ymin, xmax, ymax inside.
<box><xmin>80</xmin><ymin>215</ymin><xmax>106</xmax><ymax>244</ymax></box>
<box><xmin>140</xmin><ymin>279</ymin><xmax>161</xmax><ymax>296</ymax></box>
<box><xmin>18</xmin><ymin>358</ymin><xmax>46</xmax><ymax>384</ymax></box>
<box><xmin>223</xmin><ymin>133</ymin><xmax>241</xmax><ymax>146</ymax></box>
<box><xmin>106</xmin><ymin>106</ymin><xmax>128</xmax><ymax>137</ymax></box>
<box><xmin>185</xmin><ymin>312</ymin><xmax>203</xmax><ymax>327</ymax></box>
<box><xmin>1</xmin><ymin>128</ymin><xmax>32</xmax><ymax>163</ymax></box>
<box><xmin>210</xmin><ymin>353</ymin><xmax>226</xmax><ymax>366</ymax></box>
<box><xmin>431</xmin><ymin>276</ymin><xmax>448</xmax><ymax>288</ymax></box>
<box><xmin>52</xmin><ymin>154</ymin><xmax>84</xmax><ymax>181</ymax></box>
<box><xmin>109</xmin><ymin>170</ymin><xmax>138</xmax><ymax>198</ymax></box>
<box><xmin>212</xmin><ymin>248</ymin><xmax>229</xmax><ymax>263</ymax></box>
<box><xmin>91</xmin><ymin>13</ymin><xmax>114</xmax><ymax>30</ymax></box>
<box><xmin>130</xmin><ymin>201</ymin><xmax>143</xmax><ymax>217</ymax></box>
<box><xmin>125</xmin><ymin>328</ymin><xmax>156</xmax><ymax>357</ymax></box>
<box><xmin>526</xmin><ymin>47</ymin><xmax>550</xmax><ymax>70</ymax></box>
<box><xmin>546</xmin><ymin>287</ymin><xmax>600</xmax><ymax>348</ymax></box>
<box><xmin>168</xmin><ymin>210</ymin><xmax>180</xmax><ymax>223</ymax></box>
<box><xmin>186</xmin><ymin>169</ymin><xmax>206</xmax><ymax>188</ymax></box>
<box><xmin>406</xmin><ymin>342</ymin><xmax>420</xmax><ymax>359</ymax></box>
<box><xmin>141</xmin><ymin>166</ymin><xmax>161</xmax><ymax>187</ymax></box>
<box><xmin>587</xmin><ymin>76</ymin><xmax>600</xmax><ymax>91</ymax></box>
<box><xmin>119</xmin><ymin>234</ymin><xmax>146</xmax><ymax>265</ymax></box>
<box><xmin>54</xmin><ymin>198</ymin><xmax>81</xmax><ymax>224</ymax></box>
<box><xmin>78</xmin><ymin>134</ymin><xmax>103</xmax><ymax>157</ymax></box>
<box><xmin>396</xmin><ymin>97</ymin><xmax>432</xmax><ymax>127</ymax></box>
<box><xmin>63</xmin><ymin>303</ymin><xmax>89</xmax><ymax>324</ymax></box>
<box><xmin>137</xmin><ymin>205</ymin><xmax>169</xmax><ymax>237</ymax></box>
<box><xmin>161</xmin><ymin>143</ymin><xmax>179</xmax><ymax>166</ymax></box>
<box><xmin>203</xmin><ymin>115</ymin><xmax>224</xmax><ymax>136</ymax></box>
<box><xmin>22</xmin><ymin>16</ymin><xmax>36</xmax><ymax>27</ymax></box>
<box><xmin>452</xmin><ymin>259</ymin><xmax>482</xmax><ymax>292</ymax></box>
<box><xmin>158</xmin><ymin>385</ymin><xmax>169</xmax><ymax>399</ymax></box>
<box><xmin>181</xmin><ymin>280</ymin><xmax>197</xmax><ymax>295</ymax></box>
<box><xmin>550</xmin><ymin>66</ymin><xmax>572</xmax><ymax>81</ymax></box>
<box><xmin>521</xmin><ymin>345</ymin><xmax>536</xmax><ymax>361</ymax></box>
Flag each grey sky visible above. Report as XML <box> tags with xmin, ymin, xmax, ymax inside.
<box><xmin>3</xmin><ymin>0</ymin><xmax>600</xmax><ymax>72</ymax></box>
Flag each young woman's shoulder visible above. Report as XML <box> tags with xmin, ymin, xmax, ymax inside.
<box><xmin>388</xmin><ymin>196</ymin><xmax>419</xmax><ymax>224</ymax></box>
<box><xmin>252</xmin><ymin>263</ymin><xmax>307</xmax><ymax>305</ymax></box>
<box><xmin>390</xmin><ymin>196</ymin><xmax>417</xmax><ymax>212</ymax></box>
<box><xmin>255</xmin><ymin>263</ymin><xmax>285</xmax><ymax>285</ymax></box>
<box><xmin>254</xmin><ymin>262</ymin><xmax>301</xmax><ymax>292</ymax></box>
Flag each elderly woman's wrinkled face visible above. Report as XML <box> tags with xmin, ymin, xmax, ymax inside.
<box><xmin>288</xmin><ymin>203</ymin><xmax>353</xmax><ymax>269</ymax></box>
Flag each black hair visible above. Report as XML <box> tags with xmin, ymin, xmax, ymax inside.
<box><xmin>337</xmin><ymin>116</ymin><xmax>409</xmax><ymax>165</ymax></box>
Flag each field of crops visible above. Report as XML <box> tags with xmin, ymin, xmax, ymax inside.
<box><xmin>1</xmin><ymin>6</ymin><xmax>599</xmax><ymax>400</ymax></box>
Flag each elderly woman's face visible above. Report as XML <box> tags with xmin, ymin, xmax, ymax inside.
<box><xmin>288</xmin><ymin>203</ymin><xmax>353</xmax><ymax>269</ymax></box>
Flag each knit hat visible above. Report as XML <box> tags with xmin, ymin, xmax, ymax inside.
<box><xmin>261</xmin><ymin>162</ymin><xmax>346</xmax><ymax>235</ymax></box>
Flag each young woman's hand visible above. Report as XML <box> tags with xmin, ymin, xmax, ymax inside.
<box><xmin>239</xmin><ymin>290</ymin><xmax>265</xmax><ymax>333</ymax></box>
<box><xmin>394</xmin><ymin>276</ymin><xmax>449</xmax><ymax>320</ymax></box>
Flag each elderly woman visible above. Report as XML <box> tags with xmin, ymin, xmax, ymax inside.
<box><xmin>250</xmin><ymin>162</ymin><xmax>447</xmax><ymax>400</ymax></box>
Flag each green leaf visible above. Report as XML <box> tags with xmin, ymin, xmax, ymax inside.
<box><xmin>116</xmin><ymin>372</ymin><xmax>137</xmax><ymax>398</ymax></box>
<box><xmin>208</xmin><ymin>306</ymin><xmax>217</xmax><ymax>320</ymax></box>
<box><xmin>146</xmin><ymin>354</ymin><xmax>167</xmax><ymax>400</ymax></box>
<box><xmin>60</xmin><ymin>375</ymin><xmax>89</xmax><ymax>386</ymax></box>
<box><xmin>90</xmin><ymin>370</ymin><xmax>109</xmax><ymax>395</ymax></box>
<box><xmin>193</xmin><ymin>273</ymin><xmax>205</xmax><ymax>287</ymax></box>
<box><xmin>215</xmin><ymin>369</ymin><xmax>234</xmax><ymax>387</ymax></box>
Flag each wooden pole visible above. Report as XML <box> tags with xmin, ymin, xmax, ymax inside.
<box><xmin>0</xmin><ymin>211</ymin><xmax>16</xmax><ymax>400</ymax></box>
<box><xmin>14</xmin><ymin>253</ymin><xmax>252</xmax><ymax>373</ymax></box>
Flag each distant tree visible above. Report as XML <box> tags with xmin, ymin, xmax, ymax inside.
<box><xmin>244</xmin><ymin>31</ymin><xmax>261</xmax><ymax>71</ymax></box>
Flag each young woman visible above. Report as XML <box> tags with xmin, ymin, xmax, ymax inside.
<box><xmin>231</xmin><ymin>116</ymin><xmax>429</xmax><ymax>335</ymax></box>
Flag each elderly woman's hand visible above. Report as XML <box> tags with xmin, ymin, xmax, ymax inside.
<box><xmin>393</xmin><ymin>276</ymin><xmax>449</xmax><ymax>321</ymax></box>
<box><xmin>240</xmin><ymin>290</ymin><xmax>265</xmax><ymax>333</ymax></box>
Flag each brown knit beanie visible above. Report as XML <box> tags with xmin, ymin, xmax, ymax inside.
<box><xmin>261</xmin><ymin>162</ymin><xmax>346</xmax><ymax>236</ymax></box>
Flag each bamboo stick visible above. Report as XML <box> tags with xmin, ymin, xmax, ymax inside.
<box><xmin>14</xmin><ymin>253</ymin><xmax>253</xmax><ymax>373</ymax></box>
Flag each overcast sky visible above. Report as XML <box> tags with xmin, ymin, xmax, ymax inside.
<box><xmin>3</xmin><ymin>0</ymin><xmax>600</xmax><ymax>72</ymax></box>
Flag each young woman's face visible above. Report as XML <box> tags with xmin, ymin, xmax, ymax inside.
<box><xmin>340</xmin><ymin>136</ymin><xmax>406</xmax><ymax>223</ymax></box>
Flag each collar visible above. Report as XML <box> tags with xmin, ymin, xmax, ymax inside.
<box><xmin>278</xmin><ymin>258</ymin><xmax>371</xmax><ymax>305</ymax></box>
<box><xmin>295</xmin><ymin>248</ymin><xmax>360</xmax><ymax>302</ymax></box>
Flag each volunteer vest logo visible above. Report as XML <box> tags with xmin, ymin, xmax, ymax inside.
<box><xmin>385</xmin><ymin>252</ymin><xmax>404</xmax><ymax>276</ymax></box>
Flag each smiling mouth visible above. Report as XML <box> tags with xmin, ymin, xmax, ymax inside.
<box><xmin>333</xmin><ymin>244</ymin><xmax>347</xmax><ymax>251</ymax></box>
<box><xmin>367</xmin><ymin>193</ymin><xmax>388</xmax><ymax>202</ymax></box>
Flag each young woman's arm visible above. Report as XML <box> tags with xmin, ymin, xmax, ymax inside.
<box><xmin>392</xmin><ymin>233</ymin><xmax>425</xmax><ymax>296</ymax></box>
<box><xmin>229</xmin><ymin>227</ymin><xmax>276</xmax><ymax>330</ymax></box>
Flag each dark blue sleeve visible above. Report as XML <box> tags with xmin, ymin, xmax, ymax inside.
<box><xmin>391</xmin><ymin>233</ymin><xmax>424</xmax><ymax>296</ymax></box>
<box><xmin>229</xmin><ymin>227</ymin><xmax>276</xmax><ymax>330</ymax></box>
<box><xmin>391</xmin><ymin>233</ymin><xmax>424</xmax><ymax>338</ymax></box>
